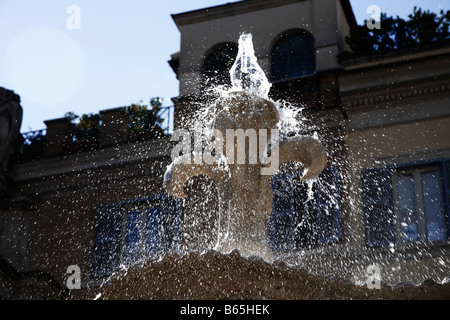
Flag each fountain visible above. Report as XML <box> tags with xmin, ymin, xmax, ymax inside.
<box><xmin>163</xmin><ymin>32</ymin><xmax>327</xmax><ymax>261</ymax></box>
<box><xmin>98</xmin><ymin>33</ymin><xmax>450</xmax><ymax>302</ymax></box>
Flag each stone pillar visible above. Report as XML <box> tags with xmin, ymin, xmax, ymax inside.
<box><xmin>44</xmin><ymin>117</ymin><xmax>75</xmax><ymax>156</ymax></box>
<box><xmin>0</xmin><ymin>88</ymin><xmax>23</xmax><ymax>208</ymax></box>
<box><xmin>0</xmin><ymin>88</ymin><xmax>27</xmax><ymax>273</ymax></box>
<box><xmin>99</xmin><ymin>107</ymin><xmax>129</xmax><ymax>147</ymax></box>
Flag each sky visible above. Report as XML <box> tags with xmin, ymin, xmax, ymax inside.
<box><xmin>0</xmin><ymin>0</ymin><xmax>448</xmax><ymax>133</ymax></box>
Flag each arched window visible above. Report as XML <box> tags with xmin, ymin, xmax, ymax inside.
<box><xmin>271</xmin><ymin>31</ymin><xmax>315</xmax><ymax>82</ymax></box>
<box><xmin>202</xmin><ymin>42</ymin><xmax>238</xmax><ymax>87</ymax></box>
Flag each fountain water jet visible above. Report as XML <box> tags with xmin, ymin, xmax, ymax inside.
<box><xmin>164</xmin><ymin>32</ymin><xmax>327</xmax><ymax>261</ymax></box>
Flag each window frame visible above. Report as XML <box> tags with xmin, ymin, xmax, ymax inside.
<box><xmin>119</xmin><ymin>197</ymin><xmax>162</xmax><ymax>267</ymax></box>
<box><xmin>362</xmin><ymin>158</ymin><xmax>450</xmax><ymax>250</ymax></box>
<box><xmin>392</xmin><ymin>164</ymin><xmax>448</xmax><ymax>245</ymax></box>
<box><xmin>92</xmin><ymin>194</ymin><xmax>180</xmax><ymax>277</ymax></box>
<box><xmin>268</xmin><ymin>165</ymin><xmax>342</xmax><ymax>252</ymax></box>
<box><xmin>270</xmin><ymin>30</ymin><xmax>316</xmax><ymax>82</ymax></box>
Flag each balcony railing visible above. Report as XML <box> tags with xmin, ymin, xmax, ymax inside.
<box><xmin>18</xmin><ymin>105</ymin><xmax>174</xmax><ymax>163</ymax></box>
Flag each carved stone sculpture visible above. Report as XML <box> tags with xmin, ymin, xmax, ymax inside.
<box><xmin>164</xmin><ymin>33</ymin><xmax>327</xmax><ymax>261</ymax></box>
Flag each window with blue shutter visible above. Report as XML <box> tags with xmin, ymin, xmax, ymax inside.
<box><xmin>316</xmin><ymin>166</ymin><xmax>342</xmax><ymax>244</ymax></box>
<box><xmin>268</xmin><ymin>174</ymin><xmax>296</xmax><ymax>252</ymax></box>
<box><xmin>293</xmin><ymin>176</ymin><xmax>318</xmax><ymax>248</ymax></box>
<box><xmin>160</xmin><ymin>194</ymin><xmax>181</xmax><ymax>255</ymax></box>
<box><xmin>421</xmin><ymin>170</ymin><xmax>447</xmax><ymax>241</ymax></box>
<box><xmin>268</xmin><ymin>165</ymin><xmax>341</xmax><ymax>252</ymax></box>
<box><xmin>362</xmin><ymin>167</ymin><xmax>396</xmax><ymax>248</ymax></box>
<box><xmin>123</xmin><ymin>210</ymin><xmax>142</xmax><ymax>266</ymax></box>
<box><xmin>395</xmin><ymin>174</ymin><xmax>419</xmax><ymax>243</ymax></box>
<box><xmin>93</xmin><ymin>194</ymin><xmax>181</xmax><ymax>276</ymax></box>
<box><xmin>145</xmin><ymin>207</ymin><xmax>162</xmax><ymax>259</ymax></box>
<box><xmin>362</xmin><ymin>158</ymin><xmax>450</xmax><ymax>248</ymax></box>
<box><xmin>93</xmin><ymin>204</ymin><xmax>122</xmax><ymax>277</ymax></box>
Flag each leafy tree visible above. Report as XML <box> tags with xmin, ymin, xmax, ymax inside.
<box><xmin>126</xmin><ymin>97</ymin><xmax>164</xmax><ymax>135</ymax></box>
<box><xmin>76</xmin><ymin>113</ymin><xmax>102</xmax><ymax>142</ymax></box>
<box><xmin>20</xmin><ymin>129</ymin><xmax>46</xmax><ymax>161</ymax></box>
<box><xmin>64</xmin><ymin>112</ymin><xmax>102</xmax><ymax>143</ymax></box>
<box><xmin>63</xmin><ymin>96</ymin><xmax>165</xmax><ymax>146</ymax></box>
<box><xmin>345</xmin><ymin>7</ymin><xmax>450</xmax><ymax>57</ymax></box>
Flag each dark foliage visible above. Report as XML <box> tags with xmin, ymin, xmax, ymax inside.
<box><xmin>344</xmin><ymin>7</ymin><xmax>450</xmax><ymax>57</ymax></box>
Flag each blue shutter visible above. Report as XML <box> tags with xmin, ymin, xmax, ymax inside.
<box><xmin>145</xmin><ymin>207</ymin><xmax>162</xmax><ymax>259</ymax></box>
<box><xmin>315</xmin><ymin>166</ymin><xmax>342</xmax><ymax>244</ymax></box>
<box><xmin>123</xmin><ymin>210</ymin><xmax>142</xmax><ymax>266</ymax></box>
<box><xmin>93</xmin><ymin>204</ymin><xmax>122</xmax><ymax>277</ymax></box>
<box><xmin>161</xmin><ymin>194</ymin><xmax>181</xmax><ymax>254</ymax></box>
<box><xmin>268</xmin><ymin>174</ymin><xmax>296</xmax><ymax>252</ymax></box>
<box><xmin>362</xmin><ymin>168</ymin><xmax>396</xmax><ymax>248</ymax></box>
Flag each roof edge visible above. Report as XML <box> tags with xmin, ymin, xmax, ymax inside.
<box><xmin>171</xmin><ymin>0</ymin><xmax>308</xmax><ymax>28</ymax></box>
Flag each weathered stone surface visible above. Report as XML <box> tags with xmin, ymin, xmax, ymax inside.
<box><xmin>99</xmin><ymin>250</ymin><xmax>450</xmax><ymax>300</ymax></box>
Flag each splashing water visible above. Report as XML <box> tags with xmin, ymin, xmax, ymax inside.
<box><xmin>275</xmin><ymin>100</ymin><xmax>307</xmax><ymax>139</ymax></box>
<box><xmin>167</xmin><ymin>32</ymin><xmax>323</xmax><ymax>256</ymax></box>
<box><xmin>101</xmin><ymin>31</ymin><xmax>450</xmax><ymax>294</ymax></box>
<box><xmin>172</xmin><ymin>32</ymin><xmax>326</xmax><ymax>259</ymax></box>
<box><xmin>229</xmin><ymin>32</ymin><xmax>272</xmax><ymax>98</ymax></box>
<box><xmin>183</xmin><ymin>32</ymin><xmax>307</xmax><ymax>141</ymax></box>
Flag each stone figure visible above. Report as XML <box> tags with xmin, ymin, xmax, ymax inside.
<box><xmin>164</xmin><ymin>34</ymin><xmax>327</xmax><ymax>261</ymax></box>
<box><xmin>0</xmin><ymin>88</ymin><xmax>23</xmax><ymax>206</ymax></box>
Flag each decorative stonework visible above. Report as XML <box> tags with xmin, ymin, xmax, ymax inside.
<box><xmin>343</xmin><ymin>82</ymin><xmax>450</xmax><ymax>108</ymax></box>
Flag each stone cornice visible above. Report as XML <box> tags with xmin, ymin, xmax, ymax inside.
<box><xmin>172</xmin><ymin>0</ymin><xmax>356</xmax><ymax>30</ymax></box>
<box><xmin>171</xmin><ymin>0</ymin><xmax>306</xmax><ymax>28</ymax></box>
<box><xmin>22</xmin><ymin>160</ymin><xmax>167</xmax><ymax>196</ymax></box>
<box><xmin>341</xmin><ymin>43</ymin><xmax>450</xmax><ymax>72</ymax></box>
<box><xmin>342</xmin><ymin>81</ymin><xmax>450</xmax><ymax>109</ymax></box>
<box><xmin>13</xmin><ymin>138</ymin><xmax>173</xmax><ymax>183</ymax></box>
